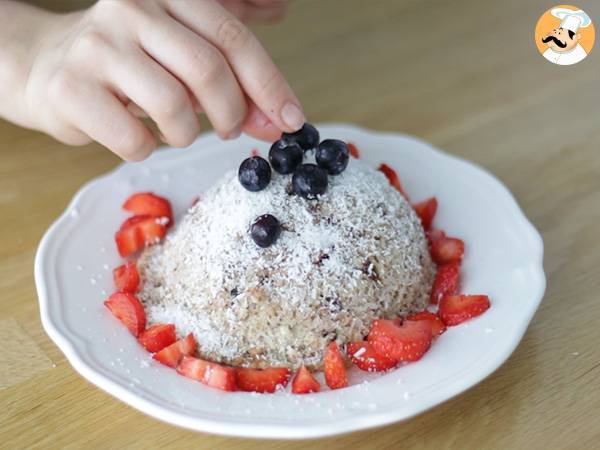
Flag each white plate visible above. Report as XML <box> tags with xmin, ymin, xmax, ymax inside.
<box><xmin>35</xmin><ymin>124</ymin><xmax>545</xmax><ymax>439</ymax></box>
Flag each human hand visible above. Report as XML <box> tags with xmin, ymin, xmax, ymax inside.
<box><xmin>15</xmin><ymin>0</ymin><xmax>303</xmax><ymax>161</ymax></box>
<box><xmin>218</xmin><ymin>0</ymin><xmax>288</xmax><ymax>24</ymax></box>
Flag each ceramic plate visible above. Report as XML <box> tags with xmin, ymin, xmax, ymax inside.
<box><xmin>35</xmin><ymin>124</ymin><xmax>545</xmax><ymax>439</ymax></box>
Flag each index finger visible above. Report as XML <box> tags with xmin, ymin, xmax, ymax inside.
<box><xmin>163</xmin><ymin>0</ymin><xmax>305</xmax><ymax>133</ymax></box>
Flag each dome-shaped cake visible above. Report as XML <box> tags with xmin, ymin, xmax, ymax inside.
<box><xmin>138</xmin><ymin>158</ymin><xmax>435</xmax><ymax>369</ymax></box>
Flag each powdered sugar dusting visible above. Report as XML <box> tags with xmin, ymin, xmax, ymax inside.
<box><xmin>138</xmin><ymin>158</ymin><xmax>435</xmax><ymax>369</ymax></box>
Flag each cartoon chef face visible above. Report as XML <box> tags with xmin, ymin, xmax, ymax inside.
<box><xmin>542</xmin><ymin>27</ymin><xmax>581</xmax><ymax>52</ymax></box>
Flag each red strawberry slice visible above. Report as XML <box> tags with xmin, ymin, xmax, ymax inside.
<box><xmin>123</xmin><ymin>192</ymin><xmax>173</xmax><ymax>227</ymax></box>
<box><xmin>347</xmin><ymin>142</ymin><xmax>360</xmax><ymax>159</ymax></box>
<box><xmin>153</xmin><ymin>333</ymin><xmax>197</xmax><ymax>368</ymax></box>
<box><xmin>426</xmin><ymin>229</ymin><xmax>446</xmax><ymax>247</ymax></box>
<box><xmin>236</xmin><ymin>367</ymin><xmax>291</xmax><ymax>393</ymax></box>
<box><xmin>138</xmin><ymin>324</ymin><xmax>176</xmax><ymax>353</ymax></box>
<box><xmin>412</xmin><ymin>197</ymin><xmax>438</xmax><ymax>231</ymax></box>
<box><xmin>115</xmin><ymin>215</ymin><xmax>167</xmax><ymax>257</ymax></box>
<box><xmin>439</xmin><ymin>295</ymin><xmax>491</xmax><ymax>326</ymax></box>
<box><xmin>177</xmin><ymin>356</ymin><xmax>237</xmax><ymax>391</ymax></box>
<box><xmin>115</xmin><ymin>219</ymin><xmax>143</xmax><ymax>257</ymax></box>
<box><xmin>324</xmin><ymin>342</ymin><xmax>348</xmax><ymax>389</ymax></box>
<box><xmin>113</xmin><ymin>261</ymin><xmax>140</xmax><ymax>293</ymax></box>
<box><xmin>347</xmin><ymin>341</ymin><xmax>399</xmax><ymax>372</ymax></box>
<box><xmin>406</xmin><ymin>311</ymin><xmax>447</xmax><ymax>337</ymax></box>
<box><xmin>430</xmin><ymin>263</ymin><xmax>460</xmax><ymax>305</ymax></box>
<box><xmin>291</xmin><ymin>366</ymin><xmax>321</xmax><ymax>394</ymax></box>
<box><xmin>378</xmin><ymin>163</ymin><xmax>409</xmax><ymax>200</ymax></box>
<box><xmin>368</xmin><ymin>319</ymin><xmax>432</xmax><ymax>362</ymax></box>
<box><xmin>431</xmin><ymin>235</ymin><xmax>465</xmax><ymax>265</ymax></box>
<box><xmin>104</xmin><ymin>292</ymin><xmax>146</xmax><ymax>337</ymax></box>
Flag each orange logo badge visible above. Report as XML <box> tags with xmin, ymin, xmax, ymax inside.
<box><xmin>535</xmin><ymin>5</ymin><xmax>595</xmax><ymax>65</ymax></box>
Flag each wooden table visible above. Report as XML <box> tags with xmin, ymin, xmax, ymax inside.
<box><xmin>2</xmin><ymin>0</ymin><xmax>600</xmax><ymax>448</ymax></box>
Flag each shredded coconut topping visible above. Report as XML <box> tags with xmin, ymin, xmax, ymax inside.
<box><xmin>138</xmin><ymin>158</ymin><xmax>435</xmax><ymax>369</ymax></box>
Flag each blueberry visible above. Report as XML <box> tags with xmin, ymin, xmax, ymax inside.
<box><xmin>316</xmin><ymin>139</ymin><xmax>349</xmax><ymax>175</ymax></box>
<box><xmin>292</xmin><ymin>164</ymin><xmax>328</xmax><ymax>199</ymax></box>
<box><xmin>238</xmin><ymin>156</ymin><xmax>271</xmax><ymax>192</ymax></box>
<box><xmin>251</xmin><ymin>214</ymin><xmax>281</xmax><ymax>248</ymax></box>
<box><xmin>269</xmin><ymin>141</ymin><xmax>303</xmax><ymax>174</ymax></box>
<box><xmin>281</xmin><ymin>123</ymin><xmax>319</xmax><ymax>151</ymax></box>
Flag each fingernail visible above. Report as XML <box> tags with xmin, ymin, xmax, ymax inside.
<box><xmin>281</xmin><ymin>102</ymin><xmax>305</xmax><ymax>131</ymax></box>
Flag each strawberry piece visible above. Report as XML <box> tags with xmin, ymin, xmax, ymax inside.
<box><xmin>115</xmin><ymin>215</ymin><xmax>167</xmax><ymax>257</ymax></box>
<box><xmin>407</xmin><ymin>311</ymin><xmax>447</xmax><ymax>337</ymax></box>
<box><xmin>291</xmin><ymin>366</ymin><xmax>321</xmax><ymax>394</ymax></box>
<box><xmin>104</xmin><ymin>292</ymin><xmax>146</xmax><ymax>337</ymax></box>
<box><xmin>439</xmin><ymin>295</ymin><xmax>491</xmax><ymax>326</ymax></box>
<box><xmin>324</xmin><ymin>342</ymin><xmax>348</xmax><ymax>389</ymax></box>
<box><xmin>426</xmin><ymin>229</ymin><xmax>446</xmax><ymax>247</ymax></box>
<box><xmin>138</xmin><ymin>324</ymin><xmax>176</xmax><ymax>353</ymax></box>
<box><xmin>177</xmin><ymin>356</ymin><xmax>237</xmax><ymax>391</ymax></box>
<box><xmin>412</xmin><ymin>197</ymin><xmax>438</xmax><ymax>231</ymax></box>
<box><xmin>347</xmin><ymin>142</ymin><xmax>360</xmax><ymax>159</ymax></box>
<box><xmin>113</xmin><ymin>261</ymin><xmax>140</xmax><ymax>293</ymax></box>
<box><xmin>430</xmin><ymin>263</ymin><xmax>460</xmax><ymax>305</ymax></box>
<box><xmin>378</xmin><ymin>163</ymin><xmax>408</xmax><ymax>200</ymax></box>
<box><xmin>250</xmin><ymin>148</ymin><xmax>260</xmax><ymax>157</ymax></box>
<box><xmin>115</xmin><ymin>220</ymin><xmax>143</xmax><ymax>257</ymax></box>
<box><xmin>123</xmin><ymin>192</ymin><xmax>173</xmax><ymax>226</ymax></box>
<box><xmin>368</xmin><ymin>319</ymin><xmax>432</xmax><ymax>362</ymax></box>
<box><xmin>236</xmin><ymin>367</ymin><xmax>291</xmax><ymax>393</ymax></box>
<box><xmin>431</xmin><ymin>235</ymin><xmax>465</xmax><ymax>265</ymax></box>
<box><xmin>153</xmin><ymin>333</ymin><xmax>197</xmax><ymax>368</ymax></box>
<box><xmin>136</xmin><ymin>216</ymin><xmax>167</xmax><ymax>244</ymax></box>
<box><xmin>347</xmin><ymin>341</ymin><xmax>398</xmax><ymax>372</ymax></box>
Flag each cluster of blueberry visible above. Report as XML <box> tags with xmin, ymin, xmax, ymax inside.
<box><xmin>238</xmin><ymin>123</ymin><xmax>350</xmax><ymax>248</ymax></box>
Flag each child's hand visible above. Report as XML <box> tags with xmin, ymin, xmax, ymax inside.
<box><xmin>5</xmin><ymin>0</ymin><xmax>304</xmax><ymax>161</ymax></box>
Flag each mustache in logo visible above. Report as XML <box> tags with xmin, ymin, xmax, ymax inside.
<box><xmin>542</xmin><ymin>35</ymin><xmax>567</xmax><ymax>48</ymax></box>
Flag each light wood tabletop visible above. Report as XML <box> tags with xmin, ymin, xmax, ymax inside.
<box><xmin>2</xmin><ymin>0</ymin><xmax>600</xmax><ymax>448</ymax></box>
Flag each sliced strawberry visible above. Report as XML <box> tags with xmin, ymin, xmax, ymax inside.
<box><xmin>431</xmin><ymin>235</ymin><xmax>465</xmax><ymax>265</ymax></box>
<box><xmin>291</xmin><ymin>366</ymin><xmax>321</xmax><ymax>394</ymax></box>
<box><xmin>430</xmin><ymin>263</ymin><xmax>460</xmax><ymax>305</ymax></box>
<box><xmin>378</xmin><ymin>163</ymin><xmax>408</xmax><ymax>200</ymax></box>
<box><xmin>347</xmin><ymin>341</ymin><xmax>398</xmax><ymax>372</ymax></box>
<box><xmin>412</xmin><ymin>197</ymin><xmax>437</xmax><ymax>231</ymax></box>
<box><xmin>104</xmin><ymin>292</ymin><xmax>146</xmax><ymax>337</ymax></box>
<box><xmin>347</xmin><ymin>142</ymin><xmax>360</xmax><ymax>159</ymax></box>
<box><xmin>119</xmin><ymin>215</ymin><xmax>150</xmax><ymax>230</ymax></box>
<box><xmin>426</xmin><ymin>229</ymin><xmax>446</xmax><ymax>247</ymax></box>
<box><xmin>138</xmin><ymin>324</ymin><xmax>176</xmax><ymax>353</ymax></box>
<box><xmin>250</xmin><ymin>148</ymin><xmax>260</xmax><ymax>157</ymax></box>
<box><xmin>177</xmin><ymin>356</ymin><xmax>237</xmax><ymax>391</ymax></box>
<box><xmin>439</xmin><ymin>295</ymin><xmax>491</xmax><ymax>326</ymax></box>
<box><xmin>123</xmin><ymin>192</ymin><xmax>173</xmax><ymax>226</ymax></box>
<box><xmin>115</xmin><ymin>220</ymin><xmax>143</xmax><ymax>257</ymax></box>
<box><xmin>236</xmin><ymin>367</ymin><xmax>291</xmax><ymax>393</ymax></box>
<box><xmin>153</xmin><ymin>333</ymin><xmax>197</xmax><ymax>368</ymax></box>
<box><xmin>406</xmin><ymin>311</ymin><xmax>447</xmax><ymax>337</ymax></box>
<box><xmin>368</xmin><ymin>319</ymin><xmax>432</xmax><ymax>362</ymax></box>
<box><xmin>136</xmin><ymin>216</ymin><xmax>167</xmax><ymax>244</ymax></box>
<box><xmin>324</xmin><ymin>342</ymin><xmax>348</xmax><ymax>389</ymax></box>
<box><xmin>115</xmin><ymin>215</ymin><xmax>167</xmax><ymax>257</ymax></box>
<box><xmin>113</xmin><ymin>261</ymin><xmax>140</xmax><ymax>293</ymax></box>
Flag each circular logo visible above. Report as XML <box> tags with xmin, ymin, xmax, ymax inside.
<box><xmin>535</xmin><ymin>5</ymin><xmax>595</xmax><ymax>65</ymax></box>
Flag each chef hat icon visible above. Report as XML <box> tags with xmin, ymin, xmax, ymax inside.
<box><xmin>551</xmin><ymin>8</ymin><xmax>592</xmax><ymax>33</ymax></box>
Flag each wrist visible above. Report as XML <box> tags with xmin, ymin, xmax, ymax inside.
<box><xmin>0</xmin><ymin>3</ymin><xmax>65</xmax><ymax>128</ymax></box>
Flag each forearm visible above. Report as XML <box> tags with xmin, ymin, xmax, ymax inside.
<box><xmin>0</xmin><ymin>1</ymin><xmax>57</xmax><ymax>127</ymax></box>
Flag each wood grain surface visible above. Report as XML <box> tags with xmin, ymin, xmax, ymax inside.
<box><xmin>2</xmin><ymin>0</ymin><xmax>600</xmax><ymax>448</ymax></box>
